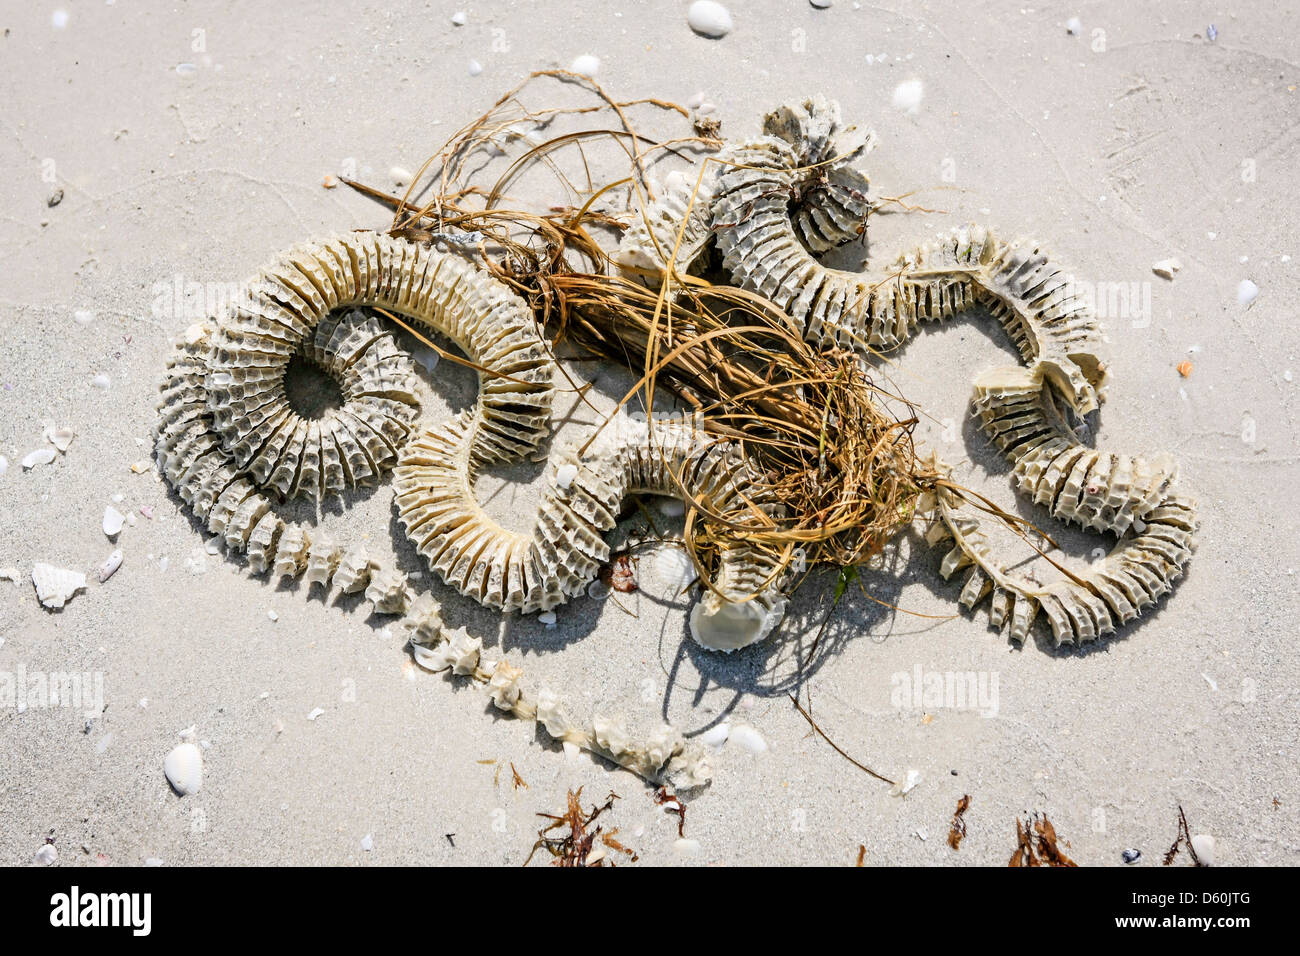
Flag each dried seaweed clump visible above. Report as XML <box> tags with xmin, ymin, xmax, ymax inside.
<box><xmin>1008</xmin><ymin>813</ymin><xmax>1077</xmax><ymax>867</ymax></box>
<box><xmin>524</xmin><ymin>789</ymin><xmax>637</xmax><ymax>867</ymax></box>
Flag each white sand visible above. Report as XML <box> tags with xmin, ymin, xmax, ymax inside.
<box><xmin>2</xmin><ymin>1</ymin><xmax>1298</xmax><ymax>866</ymax></box>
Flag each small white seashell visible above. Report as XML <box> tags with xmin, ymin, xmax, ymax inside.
<box><xmin>468</xmin><ymin>59</ymin><xmax>483</xmax><ymax>76</ymax></box>
<box><xmin>810</xmin><ymin>0</ymin><xmax>833</xmax><ymax>7</ymax></box>
<box><xmin>1152</xmin><ymin>258</ymin><xmax>1182</xmax><ymax>280</ymax></box>
<box><xmin>31</xmin><ymin>563</ymin><xmax>87</xmax><ymax>609</ymax></box>
<box><xmin>74</xmin><ymin>310</ymin><xmax>94</xmax><ymax>324</ymax></box>
<box><xmin>729</xmin><ymin>724</ymin><xmax>767</xmax><ymax>753</ymax></box>
<box><xmin>411</xmin><ymin>344</ymin><xmax>440</xmax><ymax>372</ymax></box>
<box><xmin>21</xmin><ymin>448</ymin><xmax>57</xmax><ymax>470</ymax></box>
<box><xmin>555</xmin><ymin>463</ymin><xmax>578</xmax><ymax>490</ymax></box>
<box><xmin>538</xmin><ymin>610</ymin><xmax>557</xmax><ymax>627</ymax></box>
<box><xmin>690</xmin><ymin>597</ymin><xmax>781</xmax><ymax>651</ymax></box>
<box><xmin>144</xmin><ymin>857</ymin><xmax>164</xmax><ymax>867</ymax></box>
<box><xmin>892</xmin><ymin>79</ymin><xmax>924</xmax><ymax>114</ymax></box>
<box><xmin>698</xmin><ymin>723</ymin><xmax>730</xmax><ymax>748</ymax></box>
<box><xmin>163</xmin><ymin>741</ymin><xmax>203</xmax><ymax>796</ymax></box>
<box><xmin>673</xmin><ymin>837</ymin><xmax>702</xmax><ymax>857</ymax></box>
<box><xmin>1191</xmin><ymin>833</ymin><xmax>1216</xmax><ymax>865</ymax></box>
<box><xmin>586</xmin><ymin>579</ymin><xmax>610</xmax><ymax>600</ymax></box>
<box><xmin>45</xmin><ymin>426</ymin><xmax>75</xmax><ymax>452</ymax></box>
<box><xmin>306</xmin><ymin>707</ymin><xmax>325</xmax><ymax>721</ymax></box>
<box><xmin>658</xmin><ymin>498</ymin><xmax>686</xmax><ymax>517</ymax></box>
<box><xmin>34</xmin><ymin>844</ymin><xmax>57</xmax><ymax>866</ymax></box>
<box><xmin>103</xmin><ymin>505</ymin><xmax>126</xmax><ymax>537</ymax></box>
<box><xmin>1237</xmin><ymin>279</ymin><xmax>1258</xmax><ymax>306</ymax></box>
<box><xmin>360</xmin><ymin>833</ymin><xmax>374</xmax><ymax>851</ymax></box>
<box><xmin>651</xmin><ymin>546</ymin><xmax>698</xmax><ymax>597</ymax></box>
<box><xmin>98</xmin><ymin>549</ymin><xmax>123</xmax><ymax>583</ymax></box>
<box><xmin>687</xmin><ymin>1</ymin><xmax>733</xmax><ymax>38</ymax></box>
<box><xmin>891</xmin><ymin>768</ymin><xmax>922</xmax><ymax>796</ymax></box>
<box><xmin>450</xmin><ymin>10</ymin><xmax>466</xmax><ymax>26</ymax></box>
<box><xmin>92</xmin><ymin>373</ymin><xmax>111</xmax><ymax>389</ymax></box>
<box><xmin>570</xmin><ymin>54</ymin><xmax>600</xmax><ymax>76</ymax></box>
<box><xmin>266</xmin><ymin>609</ymin><xmax>278</xmax><ymax>622</ymax></box>
<box><xmin>389</xmin><ymin>166</ymin><xmax>413</xmax><ymax>187</ymax></box>
<box><xmin>1066</xmin><ymin>16</ymin><xmax>1082</xmax><ymax>34</ymax></box>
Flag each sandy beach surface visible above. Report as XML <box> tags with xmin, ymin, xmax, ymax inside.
<box><xmin>2</xmin><ymin>0</ymin><xmax>1298</xmax><ymax>867</ymax></box>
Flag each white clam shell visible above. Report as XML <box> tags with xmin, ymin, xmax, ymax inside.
<box><xmin>31</xmin><ymin>563</ymin><xmax>87</xmax><ymax>609</ymax></box>
<box><xmin>687</xmin><ymin>1</ymin><xmax>733</xmax><ymax>38</ymax></box>
<box><xmin>163</xmin><ymin>741</ymin><xmax>204</xmax><ymax>796</ymax></box>
<box><xmin>103</xmin><ymin>505</ymin><xmax>126</xmax><ymax>537</ymax></box>
<box><xmin>1191</xmin><ymin>833</ymin><xmax>1216</xmax><ymax>866</ymax></box>
<box><xmin>728</xmin><ymin>724</ymin><xmax>767</xmax><ymax>753</ymax></box>
<box><xmin>569</xmin><ymin>54</ymin><xmax>600</xmax><ymax>77</ymax></box>
<box><xmin>649</xmin><ymin>546</ymin><xmax>698</xmax><ymax>598</ymax></box>
<box><xmin>34</xmin><ymin>844</ymin><xmax>57</xmax><ymax>866</ymax></box>
<box><xmin>892</xmin><ymin>79</ymin><xmax>924</xmax><ymax>114</ymax></box>
<box><xmin>698</xmin><ymin>723</ymin><xmax>730</xmax><ymax>748</ymax></box>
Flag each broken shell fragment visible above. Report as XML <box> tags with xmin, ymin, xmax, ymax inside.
<box><xmin>1152</xmin><ymin>258</ymin><xmax>1182</xmax><ymax>280</ymax></box>
<box><xmin>31</xmin><ymin>563</ymin><xmax>87</xmax><ymax>609</ymax></box>
<box><xmin>45</xmin><ymin>426</ymin><xmax>75</xmax><ymax>451</ymax></box>
<box><xmin>103</xmin><ymin>505</ymin><xmax>126</xmax><ymax>537</ymax></box>
<box><xmin>21</xmin><ymin>448</ymin><xmax>57</xmax><ymax>470</ymax></box>
<box><xmin>98</xmin><ymin>549</ymin><xmax>124</xmax><ymax>583</ymax></box>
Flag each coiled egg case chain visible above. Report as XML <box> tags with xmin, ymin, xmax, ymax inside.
<box><xmin>927</xmin><ymin>363</ymin><xmax>1197</xmax><ymax>645</ymax></box>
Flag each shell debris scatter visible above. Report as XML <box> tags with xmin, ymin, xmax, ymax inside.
<box><xmin>32</xmin><ymin>563</ymin><xmax>87</xmax><ymax>609</ymax></box>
